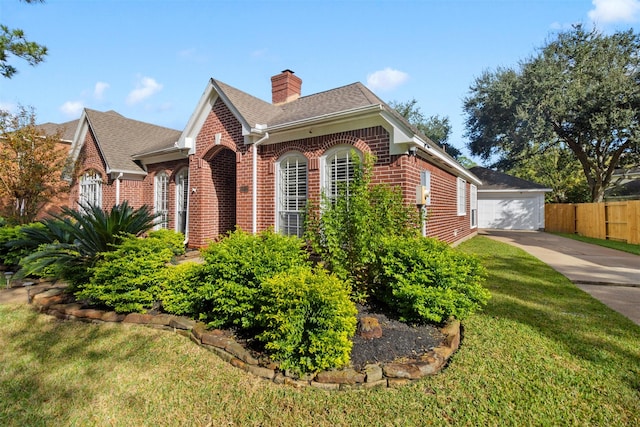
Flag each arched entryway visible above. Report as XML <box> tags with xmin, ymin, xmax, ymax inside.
<box><xmin>209</xmin><ymin>147</ymin><xmax>236</xmax><ymax>236</ymax></box>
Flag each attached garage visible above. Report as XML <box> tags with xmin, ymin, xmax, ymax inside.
<box><xmin>469</xmin><ymin>167</ymin><xmax>552</xmax><ymax>230</ymax></box>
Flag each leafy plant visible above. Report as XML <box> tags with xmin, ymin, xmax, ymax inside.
<box><xmin>18</xmin><ymin>201</ymin><xmax>158</xmax><ymax>287</ymax></box>
<box><xmin>147</xmin><ymin>229</ymin><xmax>186</xmax><ymax>257</ymax></box>
<box><xmin>0</xmin><ymin>222</ymin><xmax>45</xmax><ymax>267</ymax></box>
<box><xmin>372</xmin><ymin>236</ymin><xmax>490</xmax><ymax>323</ymax></box>
<box><xmin>196</xmin><ymin>229</ymin><xmax>310</xmax><ymax>329</ymax></box>
<box><xmin>76</xmin><ymin>235</ymin><xmax>174</xmax><ymax>313</ymax></box>
<box><xmin>159</xmin><ymin>261</ymin><xmax>205</xmax><ymax>316</ymax></box>
<box><xmin>304</xmin><ymin>152</ymin><xmax>418</xmax><ymax>299</ymax></box>
<box><xmin>256</xmin><ymin>266</ymin><xmax>357</xmax><ymax>375</ymax></box>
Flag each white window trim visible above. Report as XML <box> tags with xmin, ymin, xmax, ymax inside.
<box><xmin>457</xmin><ymin>177</ymin><xmax>466</xmax><ymax>216</ymax></box>
<box><xmin>470</xmin><ymin>184</ymin><xmax>478</xmax><ymax>228</ymax></box>
<box><xmin>154</xmin><ymin>171</ymin><xmax>169</xmax><ymax>230</ymax></box>
<box><xmin>79</xmin><ymin>170</ymin><xmax>102</xmax><ymax>209</ymax></box>
<box><xmin>320</xmin><ymin>145</ymin><xmax>362</xmax><ymax>201</ymax></box>
<box><xmin>276</xmin><ymin>152</ymin><xmax>308</xmax><ymax>237</ymax></box>
<box><xmin>175</xmin><ymin>168</ymin><xmax>189</xmax><ymax>234</ymax></box>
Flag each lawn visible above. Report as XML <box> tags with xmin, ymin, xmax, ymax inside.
<box><xmin>551</xmin><ymin>232</ymin><xmax>640</xmax><ymax>255</ymax></box>
<box><xmin>0</xmin><ymin>236</ymin><xmax>638</xmax><ymax>426</ymax></box>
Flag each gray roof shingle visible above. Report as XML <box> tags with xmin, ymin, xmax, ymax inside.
<box><xmin>469</xmin><ymin>166</ymin><xmax>550</xmax><ymax>191</ymax></box>
<box><xmin>84</xmin><ymin>109</ymin><xmax>181</xmax><ymax>173</ymax></box>
<box><xmin>36</xmin><ymin>119</ymin><xmax>79</xmax><ymax>142</ymax></box>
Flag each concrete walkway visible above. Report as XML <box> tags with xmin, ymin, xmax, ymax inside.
<box><xmin>482</xmin><ymin>230</ymin><xmax>640</xmax><ymax>325</ymax></box>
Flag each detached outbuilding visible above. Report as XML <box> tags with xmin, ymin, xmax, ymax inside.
<box><xmin>469</xmin><ymin>166</ymin><xmax>552</xmax><ymax>230</ymax></box>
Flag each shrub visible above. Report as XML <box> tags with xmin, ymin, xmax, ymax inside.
<box><xmin>256</xmin><ymin>266</ymin><xmax>357</xmax><ymax>375</ymax></box>
<box><xmin>196</xmin><ymin>229</ymin><xmax>310</xmax><ymax>329</ymax></box>
<box><xmin>18</xmin><ymin>201</ymin><xmax>158</xmax><ymax>287</ymax></box>
<box><xmin>147</xmin><ymin>229</ymin><xmax>186</xmax><ymax>257</ymax></box>
<box><xmin>159</xmin><ymin>261</ymin><xmax>205</xmax><ymax>316</ymax></box>
<box><xmin>0</xmin><ymin>222</ymin><xmax>46</xmax><ymax>267</ymax></box>
<box><xmin>76</xmin><ymin>235</ymin><xmax>174</xmax><ymax>313</ymax></box>
<box><xmin>304</xmin><ymin>153</ymin><xmax>418</xmax><ymax>300</ymax></box>
<box><xmin>373</xmin><ymin>236</ymin><xmax>490</xmax><ymax>324</ymax></box>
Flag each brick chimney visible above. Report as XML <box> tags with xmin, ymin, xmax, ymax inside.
<box><xmin>271</xmin><ymin>69</ymin><xmax>302</xmax><ymax>105</ymax></box>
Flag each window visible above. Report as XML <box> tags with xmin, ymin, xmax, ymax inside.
<box><xmin>277</xmin><ymin>153</ymin><xmax>307</xmax><ymax>237</ymax></box>
<box><xmin>470</xmin><ymin>184</ymin><xmax>478</xmax><ymax>228</ymax></box>
<box><xmin>155</xmin><ymin>172</ymin><xmax>169</xmax><ymax>229</ymax></box>
<box><xmin>79</xmin><ymin>170</ymin><xmax>102</xmax><ymax>209</ymax></box>
<box><xmin>457</xmin><ymin>177</ymin><xmax>466</xmax><ymax>216</ymax></box>
<box><xmin>175</xmin><ymin>169</ymin><xmax>189</xmax><ymax>235</ymax></box>
<box><xmin>324</xmin><ymin>146</ymin><xmax>361</xmax><ymax>201</ymax></box>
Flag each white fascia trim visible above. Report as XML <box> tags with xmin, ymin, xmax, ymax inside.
<box><xmin>108</xmin><ymin>170</ymin><xmax>146</xmax><ymax>180</ymax></box>
<box><xmin>477</xmin><ymin>188</ymin><xmax>553</xmax><ymax>193</ymax></box>
<box><xmin>68</xmin><ymin>111</ymin><xmax>90</xmax><ymax>166</ymax></box>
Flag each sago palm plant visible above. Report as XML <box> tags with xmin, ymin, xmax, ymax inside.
<box><xmin>18</xmin><ymin>201</ymin><xmax>159</xmax><ymax>288</ymax></box>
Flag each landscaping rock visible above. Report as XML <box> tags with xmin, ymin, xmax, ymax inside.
<box><xmin>169</xmin><ymin>317</ymin><xmax>195</xmax><ymax>330</ymax></box>
<box><xmin>102</xmin><ymin>311</ymin><xmax>125</xmax><ymax>322</ymax></box>
<box><xmin>123</xmin><ymin>313</ymin><xmax>154</xmax><ymax>324</ymax></box>
<box><xmin>383</xmin><ymin>363</ymin><xmax>422</xmax><ymax>379</ymax></box>
<box><xmin>225</xmin><ymin>340</ymin><xmax>259</xmax><ymax>365</ymax></box>
<box><xmin>315</xmin><ymin>368</ymin><xmax>365</xmax><ymax>384</ymax></box>
<box><xmin>358</xmin><ymin>316</ymin><xmax>383</xmax><ymax>339</ymax></box>
<box><xmin>364</xmin><ymin>364</ymin><xmax>383</xmax><ymax>382</ymax></box>
<box><xmin>201</xmin><ymin>331</ymin><xmax>231</xmax><ymax>348</ymax></box>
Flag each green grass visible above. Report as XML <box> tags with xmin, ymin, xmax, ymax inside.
<box><xmin>0</xmin><ymin>236</ymin><xmax>639</xmax><ymax>426</ymax></box>
<box><xmin>551</xmin><ymin>232</ymin><xmax>640</xmax><ymax>255</ymax></box>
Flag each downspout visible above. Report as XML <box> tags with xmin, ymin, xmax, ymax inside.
<box><xmin>252</xmin><ymin>132</ymin><xmax>269</xmax><ymax>234</ymax></box>
<box><xmin>183</xmin><ymin>163</ymin><xmax>191</xmax><ymax>247</ymax></box>
<box><xmin>115</xmin><ymin>172</ymin><xmax>124</xmax><ymax>205</ymax></box>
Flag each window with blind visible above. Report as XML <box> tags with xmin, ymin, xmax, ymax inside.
<box><xmin>277</xmin><ymin>154</ymin><xmax>307</xmax><ymax>237</ymax></box>
<box><xmin>324</xmin><ymin>147</ymin><xmax>360</xmax><ymax>201</ymax></box>
<box><xmin>175</xmin><ymin>169</ymin><xmax>188</xmax><ymax>234</ymax></box>
<box><xmin>457</xmin><ymin>177</ymin><xmax>466</xmax><ymax>216</ymax></box>
<box><xmin>155</xmin><ymin>171</ymin><xmax>169</xmax><ymax>229</ymax></box>
<box><xmin>79</xmin><ymin>170</ymin><xmax>102</xmax><ymax>209</ymax></box>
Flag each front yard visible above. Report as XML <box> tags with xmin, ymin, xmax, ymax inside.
<box><xmin>1</xmin><ymin>236</ymin><xmax>638</xmax><ymax>426</ymax></box>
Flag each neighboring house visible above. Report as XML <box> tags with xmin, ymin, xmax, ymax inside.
<box><xmin>605</xmin><ymin>167</ymin><xmax>640</xmax><ymax>200</ymax></box>
<box><xmin>469</xmin><ymin>166</ymin><xmax>552</xmax><ymax>230</ymax></box>
<box><xmin>66</xmin><ymin>70</ymin><xmax>481</xmax><ymax>247</ymax></box>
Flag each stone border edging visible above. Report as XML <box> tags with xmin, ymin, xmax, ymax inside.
<box><xmin>31</xmin><ymin>287</ymin><xmax>461</xmax><ymax>390</ymax></box>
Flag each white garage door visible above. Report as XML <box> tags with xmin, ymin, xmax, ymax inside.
<box><xmin>478</xmin><ymin>194</ymin><xmax>541</xmax><ymax>230</ymax></box>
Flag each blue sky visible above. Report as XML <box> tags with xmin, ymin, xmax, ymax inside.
<box><xmin>2</xmin><ymin>0</ymin><xmax>640</xmax><ymax>161</ymax></box>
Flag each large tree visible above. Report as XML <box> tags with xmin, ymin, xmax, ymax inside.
<box><xmin>388</xmin><ymin>98</ymin><xmax>462</xmax><ymax>158</ymax></box>
<box><xmin>0</xmin><ymin>106</ymin><xmax>68</xmax><ymax>224</ymax></box>
<box><xmin>1</xmin><ymin>0</ymin><xmax>48</xmax><ymax>78</ymax></box>
<box><xmin>464</xmin><ymin>25</ymin><xmax>640</xmax><ymax>202</ymax></box>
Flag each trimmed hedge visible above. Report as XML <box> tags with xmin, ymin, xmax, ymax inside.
<box><xmin>196</xmin><ymin>229</ymin><xmax>310</xmax><ymax>329</ymax></box>
<box><xmin>256</xmin><ymin>266</ymin><xmax>357</xmax><ymax>375</ymax></box>
<box><xmin>373</xmin><ymin>236</ymin><xmax>490</xmax><ymax>324</ymax></box>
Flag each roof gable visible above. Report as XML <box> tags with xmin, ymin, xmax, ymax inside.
<box><xmin>70</xmin><ymin>109</ymin><xmax>181</xmax><ymax>176</ymax></box>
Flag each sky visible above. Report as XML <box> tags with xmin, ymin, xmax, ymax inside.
<box><xmin>2</xmin><ymin>0</ymin><xmax>640</xmax><ymax>162</ymax></box>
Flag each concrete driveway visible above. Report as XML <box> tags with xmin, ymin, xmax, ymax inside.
<box><xmin>482</xmin><ymin>230</ymin><xmax>640</xmax><ymax>325</ymax></box>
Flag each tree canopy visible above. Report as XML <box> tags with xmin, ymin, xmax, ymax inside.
<box><xmin>1</xmin><ymin>0</ymin><xmax>48</xmax><ymax>78</ymax></box>
<box><xmin>464</xmin><ymin>25</ymin><xmax>640</xmax><ymax>202</ymax></box>
<box><xmin>388</xmin><ymin>99</ymin><xmax>462</xmax><ymax>159</ymax></box>
<box><xmin>0</xmin><ymin>106</ymin><xmax>69</xmax><ymax>224</ymax></box>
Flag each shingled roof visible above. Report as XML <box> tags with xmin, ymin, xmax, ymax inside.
<box><xmin>35</xmin><ymin>119</ymin><xmax>79</xmax><ymax>142</ymax></box>
<box><xmin>83</xmin><ymin>109</ymin><xmax>181</xmax><ymax>174</ymax></box>
<box><xmin>469</xmin><ymin>166</ymin><xmax>551</xmax><ymax>191</ymax></box>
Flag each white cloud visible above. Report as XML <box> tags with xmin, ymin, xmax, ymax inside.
<box><xmin>94</xmin><ymin>81</ymin><xmax>110</xmax><ymax>100</ymax></box>
<box><xmin>0</xmin><ymin>101</ymin><xmax>17</xmax><ymax>113</ymax></box>
<box><xmin>126</xmin><ymin>76</ymin><xmax>163</xmax><ymax>105</ymax></box>
<box><xmin>366</xmin><ymin>68</ymin><xmax>409</xmax><ymax>92</ymax></box>
<box><xmin>60</xmin><ymin>101</ymin><xmax>84</xmax><ymax>118</ymax></box>
<box><xmin>588</xmin><ymin>0</ymin><xmax>640</xmax><ymax>23</ymax></box>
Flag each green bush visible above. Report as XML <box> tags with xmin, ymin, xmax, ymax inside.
<box><xmin>76</xmin><ymin>235</ymin><xmax>174</xmax><ymax>313</ymax></box>
<box><xmin>373</xmin><ymin>236</ymin><xmax>490</xmax><ymax>324</ymax></box>
<box><xmin>18</xmin><ymin>201</ymin><xmax>158</xmax><ymax>287</ymax></box>
<box><xmin>159</xmin><ymin>261</ymin><xmax>205</xmax><ymax>316</ymax></box>
<box><xmin>304</xmin><ymin>153</ymin><xmax>418</xmax><ymax>300</ymax></box>
<box><xmin>196</xmin><ymin>229</ymin><xmax>310</xmax><ymax>329</ymax></box>
<box><xmin>148</xmin><ymin>229</ymin><xmax>185</xmax><ymax>257</ymax></box>
<box><xmin>256</xmin><ymin>266</ymin><xmax>357</xmax><ymax>375</ymax></box>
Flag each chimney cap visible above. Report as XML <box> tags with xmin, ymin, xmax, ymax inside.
<box><xmin>281</xmin><ymin>69</ymin><xmax>295</xmax><ymax>74</ymax></box>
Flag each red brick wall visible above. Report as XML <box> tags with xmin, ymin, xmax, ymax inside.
<box><xmin>188</xmin><ymin>101</ymin><xmax>476</xmax><ymax>247</ymax></box>
<box><xmin>69</xmin><ymin>128</ymin><xmax>108</xmax><ymax>208</ymax></box>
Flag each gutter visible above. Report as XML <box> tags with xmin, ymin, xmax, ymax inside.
<box><xmin>252</xmin><ymin>132</ymin><xmax>270</xmax><ymax>234</ymax></box>
<box><xmin>115</xmin><ymin>172</ymin><xmax>124</xmax><ymax>205</ymax></box>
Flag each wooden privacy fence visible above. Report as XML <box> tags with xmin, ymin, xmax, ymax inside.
<box><xmin>545</xmin><ymin>201</ymin><xmax>640</xmax><ymax>244</ymax></box>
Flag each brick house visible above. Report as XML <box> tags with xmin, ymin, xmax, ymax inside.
<box><xmin>66</xmin><ymin>70</ymin><xmax>481</xmax><ymax>247</ymax></box>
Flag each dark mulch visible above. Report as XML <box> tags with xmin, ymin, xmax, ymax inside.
<box><xmin>350</xmin><ymin>303</ymin><xmax>445</xmax><ymax>371</ymax></box>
